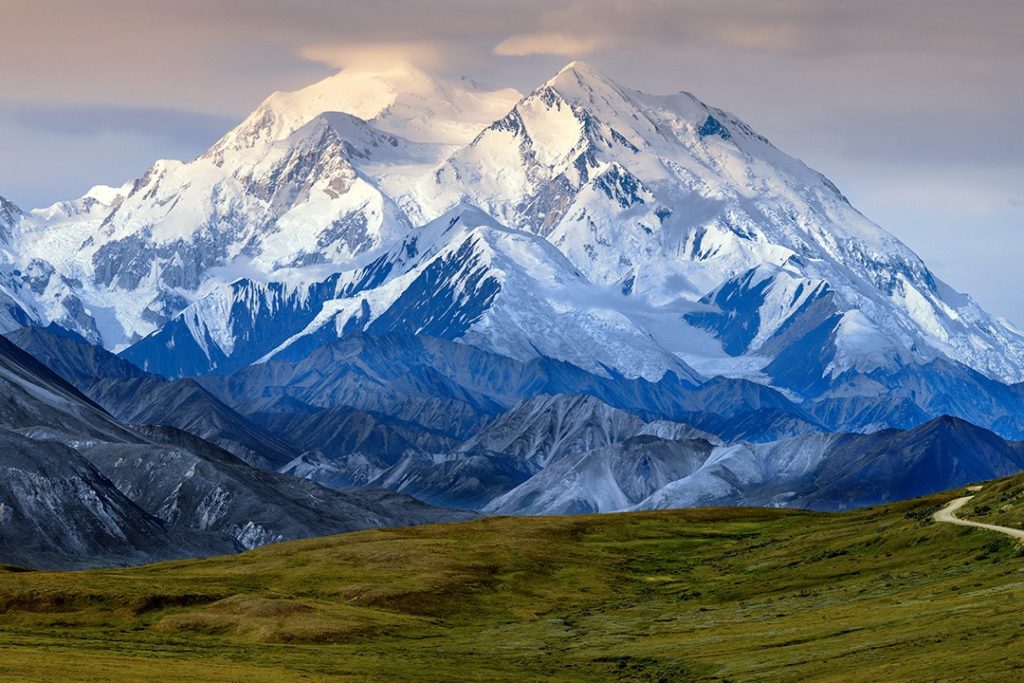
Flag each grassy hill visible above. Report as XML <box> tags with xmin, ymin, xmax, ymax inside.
<box><xmin>1</xmin><ymin>486</ymin><xmax>1023</xmax><ymax>682</ymax></box>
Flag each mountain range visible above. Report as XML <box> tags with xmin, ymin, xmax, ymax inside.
<box><xmin>2</xmin><ymin>61</ymin><xmax>1024</xmax><ymax>567</ymax></box>
<box><xmin>3</xmin><ymin>62</ymin><xmax>1022</xmax><ymax>386</ymax></box>
<box><xmin>0</xmin><ymin>329</ymin><xmax>471</xmax><ymax>569</ymax></box>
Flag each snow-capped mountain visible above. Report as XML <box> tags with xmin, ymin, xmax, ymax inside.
<box><xmin>403</xmin><ymin>61</ymin><xmax>1024</xmax><ymax>384</ymax></box>
<box><xmin>5</xmin><ymin>66</ymin><xmax>519</xmax><ymax>349</ymax></box>
<box><xmin>12</xmin><ymin>116</ymin><xmax>420</xmax><ymax>346</ymax></box>
<box><xmin>3</xmin><ymin>60</ymin><xmax>1023</xmax><ymax>405</ymax></box>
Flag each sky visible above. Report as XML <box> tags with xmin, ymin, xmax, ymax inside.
<box><xmin>1</xmin><ymin>0</ymin><xmax>1022</xmax><ymax>325</ymax></box>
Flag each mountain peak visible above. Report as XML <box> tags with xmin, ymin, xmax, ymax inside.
<box><xmin>536</xmin><ymin>60</ymin><xmax>640</xmax><ymax>130</ymax></box>
<box><xmin>554</xmin><ymin>60</ymin><xmax>602</xmax><ymax>77</ymax></box>
<box><xmin>547</xmin><ymin>60</ymin><xmax>618</xmax><ymax>92</ymax></box>
<box><xmin>82</xmin><ymin>184</ymin><xmax>129</xmax><ymax>206</ymax></box>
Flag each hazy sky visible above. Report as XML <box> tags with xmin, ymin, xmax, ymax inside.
<box><xmin>1</xmin><ymin>0</ymin><xmax>1022</xmax><ymax>324</ymax></box>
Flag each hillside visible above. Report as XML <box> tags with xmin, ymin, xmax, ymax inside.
<box><xmin>0</xmin><ymin>484</ymin><xmax>1022</xmax><ymax>681</ymax></box>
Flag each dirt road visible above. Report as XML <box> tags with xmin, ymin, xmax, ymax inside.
<box><xmin>933</xmin><ymin>490</ymin><xmax>1024</xmax><ymax>541</ymax></box>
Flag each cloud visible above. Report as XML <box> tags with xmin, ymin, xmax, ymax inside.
<box><xmin>706</xmin><ymin>21</ymin><xmax>809</xmax><ymax>54</ymax></box>
<box><xmin>494</xmin><ymin>32</ymin><xmax>613</xmax><ymax>57</ymax></box>
<box><xmin>2</xmin><ymin>103</ymin><xmax>234</xmax><ymax>146</ymax></box>
<box><xmin>298</xmin><ymin>41</ymin><xmax>452</xmax><ymax>70</ymax></box>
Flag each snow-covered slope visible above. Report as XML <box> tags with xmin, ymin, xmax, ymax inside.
<box><xmin>126</xmin><ymin>205</ymin><xmax>704</xmax><ymax>380</ymax></box>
